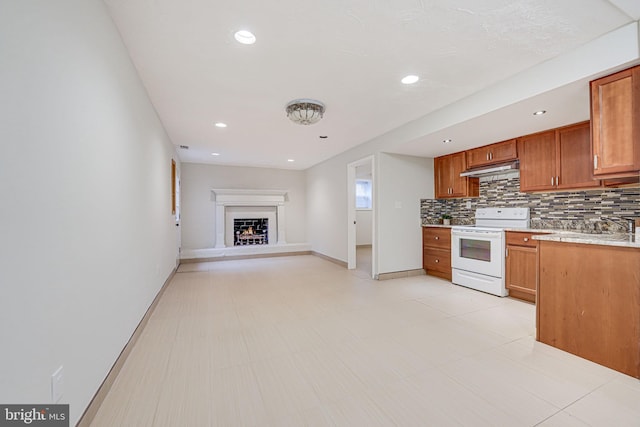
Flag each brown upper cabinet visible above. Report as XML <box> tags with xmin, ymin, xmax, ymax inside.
<box><xmin>519</xmin><ymin>130</ymin><xmax>556</xmax><ymax>192</ymax></box>
<box><xmin>591</xmin><ymin>65</ymin><xmax>640</xmax><ymax>178</ymax></box>
<box><xmin>519</xmin><ymin>121</ymin><xmax>600</xmax><ymax>192</ymax></box>
<box><xmin>434</xmin><ymin>152</ymin><xmax>479</xmax><ymax>199</ymax></box>
<box><xmin>557</xmin><ymin>122</ymin><xmax>601</xmax><ymax>189</ymax></box>
<box><xmin>466</xmin><ymin>139</ymin><xmax>517</xmax><ymax>169</ymax></box>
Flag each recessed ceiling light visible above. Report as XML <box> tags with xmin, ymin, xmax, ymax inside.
<box><xmin>214</xmin><ymin>122</ymin><xmax>227</xmax><ymax>128</ymax></box>
<box><xmin>211</xmin><ymin>152</ymin><xmax>220</xmax><ymax>156</ymax></box>
<box><xmin>401</xmin><ymin>75</ymin><xmax>419</xmax><ymax>85</ymax></box>
<box><xmin>287</xmin><ymin>159</ymin><xmax>295</xmax><ymax>162</ymax></box>
<box><xmin>533</xmin><ymin>110</ymin><xmax>547</xmax><ymax>116</ymax></box>
<box><xmin>234</xmin><ymin>30</ymin><xmax>256</xmax><ymax>45</ymax></box>
<box><xmin>443</xmin><ymin>139</ymin><xmax>453</xmax><ymax>143</ymax></box>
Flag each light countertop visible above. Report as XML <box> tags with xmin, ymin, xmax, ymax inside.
<box><xmin>422</xmin><ymin>224</ymin><xmax>639</xmax><ymax>248</ymax></box>
<box><xmin>533</xmin><ymin>232</ymin><xmax>640</xmax><ymax>248</ymax></box>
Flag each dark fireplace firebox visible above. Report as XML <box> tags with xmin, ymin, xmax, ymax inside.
<box><xmin>234</xmin><ymin>218</ymin><xmax>268</xmax><ymax>246</ymax></box>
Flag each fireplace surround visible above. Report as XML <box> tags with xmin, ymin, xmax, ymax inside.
<box><xmin>212</xmin><ymin>189</ymin><xmax>287</xmax><ymax>248</ymax></box>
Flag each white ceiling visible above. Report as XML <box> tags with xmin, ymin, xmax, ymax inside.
<box><xmin>103</xmin><ymin>0</ymin><xmax>638</xmax><ymax>169</ymax></box>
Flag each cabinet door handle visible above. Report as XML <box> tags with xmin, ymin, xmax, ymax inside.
<box><xmin>594</xmin><ymin>155</ymin><xmax>598</xmax><ymax>169</ymax></box>
<box><xmin>505</xmin><ymin>247</ymin><xmax>509</xmax><ymax>257</ymax></box>
<box><xmin>556</xmin><ymin>176</ymin><xmax>559</xmax><ymax>186</ymax></box>
<box><xmin>524</xmin><ymin>237</ymin><xmax>529</xmax><ymax>242</ymax></box>
<box><xmin>490</xmin><ymin>152</ymin><xmax>493</xmax><ymax>160</ymax></box>
<box><xmin>435</xmin><ymin>236</ymin><xmax>439</xmax><ymax>240</ymax></box>
<box><xmin>486</xmin><ymin>152</ymin><xmax>489</xmax><ymax>161</ymax></box>
<box><xmin>435</xmin><ymin>259</ymin><xmax>439</xmax><ymax>263</ymax></box>
<box><xmin>551</xmin><ymin>176</ymin><xmax>555</xmax><ymax>186</ymax></box>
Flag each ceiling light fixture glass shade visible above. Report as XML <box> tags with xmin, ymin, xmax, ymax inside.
<box><xmin>401</xmin><ymin>75</ymin><xmax>419</xmax><ymax>84</ymax></box>
<box><xmin>234</xmin><ymin>30</ymin><xmax>256</xmax><ymax>45</ymax></box>
<box><xmin>285</xmin><ymin>99</ymin><xmax>325</xmax><ymax>125</ymax></box>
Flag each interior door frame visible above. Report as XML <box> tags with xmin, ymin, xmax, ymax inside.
<box><xmin>347</xmin><ymin>155</ymin><xmax>376</xmax><ymax>277</ymax></box>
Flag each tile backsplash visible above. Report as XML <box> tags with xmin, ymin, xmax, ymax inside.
<box><xmin>421</xmin><ymin>173</ymin><xmax>640</xmax><ymax>233</ymax></box>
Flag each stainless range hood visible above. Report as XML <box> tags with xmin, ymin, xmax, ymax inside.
<box><xmin>460</xmin><ymin>161</ymin><xmax>519</xmax><ymax>178</ymax></box>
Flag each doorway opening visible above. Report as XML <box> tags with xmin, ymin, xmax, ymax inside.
<box><xmin>347</xmin><ymin>155</ymin><xmax>375</xmax><ymax>278</ymax></box>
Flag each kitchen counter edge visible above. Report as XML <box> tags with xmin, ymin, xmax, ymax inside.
<box><xmin>421</xmin><ymin>225</ymin><xmax>639</xmax><ymax>247</ymax></box>
<box><xmin>533</xmin><ymin>232</ymin><xmax>639</xmax><ymax>248</ymax></box>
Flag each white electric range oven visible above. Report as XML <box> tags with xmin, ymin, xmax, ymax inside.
<box><xmin>451</xmin><ymin>207</ymin><xmax>530</xmax><ymax>296</ymax></box>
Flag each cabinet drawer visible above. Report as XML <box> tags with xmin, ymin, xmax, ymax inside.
<box><xmin>424</xmin><ymin>248</ymin><xmax>451</xmax><ymax>272</ymax></box>
<box><xmin>506</xmin><ymin>231</ymin><xmax>544</xmax><ymax>248</ymax></box>
<box><xmin>422</xmin><ymin>227</ymin><xmax>451</xmax><ymax>249</ymax></box>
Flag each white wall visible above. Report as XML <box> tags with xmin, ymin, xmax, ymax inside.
<box><xmin>0</xmin><ymin>1</ymin><xmax>179</xmax><ymax>424</ymax></box>
<box><xmin>377</xmin><ymin>153</ymin><xmax>433</xmax><ymax>274</ymax></box>
<box><xmin>180</xmin><ymin>163</ymin><xmax>307</xmax><ymax>249</ymax></box>
<box><xmin>306</xmin><ymin>137</ymin><xmax>435</xmax><ymax>274</ymax></box>
<box><xmin>307</xmin><ymin>152</ymin><xmax>369</xmax><ymax>262</ymax></box>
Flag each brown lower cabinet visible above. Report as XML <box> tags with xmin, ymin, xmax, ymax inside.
<box><xmin>422</xmin><ymin>226</ymin><xmax>451</xmax><ymax>281</ymax></box>
<box><xmin>505</xmin><ymin>231</ymin><xmax>545</xmax><ymax>303</ymax></box>
<box><xmin>537</xmin><ymin>240</ymin><xmax>640</xmax><ymax>378</ymax></box>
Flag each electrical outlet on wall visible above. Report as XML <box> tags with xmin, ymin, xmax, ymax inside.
<box><xmin>51</xmin><ymin>366</ymin><xmax>64</xmax><ymax>403</ymax></box>
<box><xmin>466</xmin><ymin>200</ymin><xmax>472</xmax><ymax>209</ymax></box>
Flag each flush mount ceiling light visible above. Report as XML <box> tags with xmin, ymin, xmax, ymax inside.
<box><xmin>443</xmin><ymin>139</ymin><xmax>453</xmax><ymax>143</ymax></box>
<box><xmin>211</xmin><ymin>152</ymin><xmax>220</xmax><ymax>156</ymax></box>
<box><xmin>401</xmin><ymin>75</ymin><xmax>419</xmax><ymax>84</ymax></box>
<box><xmin>214</xmin><ymin>122</ymin><xmax>227</xmax><ymax>128</ymax></box>
<box><xmin>285</xmin><ymin>99</ymin><xmax>325</xmax><ymax>125</ymax></box>
<box><xmin>533</xmin><ymin>110</ymin><xmax>547</xmax><ymax>116</ymax></box>
<box><xmin>234</xmin><ymin>30</ymin><xmax>256</xmax><ymax>45</ymax></box>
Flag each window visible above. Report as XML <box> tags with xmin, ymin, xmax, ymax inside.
<box><xmin>356</xmin><ymin>179</ymin><xmax>372</xmax><ymax>210</ymax></box>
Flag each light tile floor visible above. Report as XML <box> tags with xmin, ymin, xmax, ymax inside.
<box><xmin>91</xmin><ymin>255</ymin><xmax>640</xmax><ymax>426</ymax></box>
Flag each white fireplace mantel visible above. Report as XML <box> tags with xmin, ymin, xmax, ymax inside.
<box><xmin>212</xmin><ymin>189</ymin><xmax>288</xmax><ymax>248</ymax></box>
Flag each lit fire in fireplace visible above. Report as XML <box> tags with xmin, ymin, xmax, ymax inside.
<box><xmin>234</xmin><ymin>218</ymin><xmax>268</xmax><ymax>246</ymax></box>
